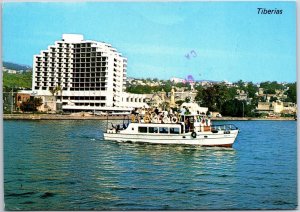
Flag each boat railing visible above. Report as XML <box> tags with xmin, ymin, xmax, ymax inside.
<box><xmin>211</xmin><ymin>124</ymin><xmax>239</xmax><ymax>131</ymax></box>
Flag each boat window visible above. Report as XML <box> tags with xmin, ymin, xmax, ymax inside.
<box><xmin>170</xmin><ymin>127</ymin><xmax>180</xmax><ymax>134</ymax></box>
<box><xmin>138</xmin><ymin>127</ymin><xmax>147</xmax><ymax>133</ymax></box>
<box><xmin>159</xmin><ymin>127</ymin><xmax>169</xmax><ymax>134</ymax></box>
<box><xmin>149</xmin><ymin>127</ymin><xmax>158</xmax><ymax>133</ymax></box>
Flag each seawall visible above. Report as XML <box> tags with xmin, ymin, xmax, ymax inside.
<box><xmin>3</xmin><ymin>114</ymin><xmax>296</xmax><ymax>121</ymax></box>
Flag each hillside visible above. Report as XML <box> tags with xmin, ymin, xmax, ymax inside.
<box><xmin>3</xmin><ymin>71</ymin><xmax>32</xmax><ymax>90</ymax></box>
<box><xmin>3</xmin><ymin>61</ymin><xmax>32</xmax><ymax>71</ymax></box>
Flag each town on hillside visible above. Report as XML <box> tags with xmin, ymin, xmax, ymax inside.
<box><xmin>2</xmin><ymin>34</ymin><xmax>297</xmax><ymax>118</ymax></box>
<box><xmin>3</xmin><ymin>65</ymin><xmax>297</xmax><ymax>118</ymax></box>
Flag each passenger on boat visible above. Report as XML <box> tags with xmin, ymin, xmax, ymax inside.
<box><xmin>184</xmin><ymin>118</ymin><xmax>190</xmax><ymax>132</ymax></box>
<box><xmin>179</xmin><ymin>107</ymin><xmax>184</xmax><ymax>115</ymax></box>
<box><xmin>131</xmin><ymin>108</ymin><xmax>138</xmax><ymax>115</ymax></box>
<box><xmin>169</xmin><ymin>108</ymin><xmax>173</xmax><ymax>116</ymax></box>
<box><xmin>154</xmin><ymin>107</ymin><xmax>159</xmax><ymax>115</ymax></box>
<box><xmin>142</xmin><ymin>106</ymin><xmax>146</xmax><ymax>114</ymax></box>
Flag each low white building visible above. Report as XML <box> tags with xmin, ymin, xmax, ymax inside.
<box><xmin>170</xmin><ymin>77</ymin><xmax>185</xmax><ymax>83</ymax></box>
<box><xmin>272</xmin><ymin>101</ymin><xmax>297</xmax><ymax>114</ymax></box>
<box><xmin>257</xmin><ymin>101</ymin><xmax>297</xmax><ymax>114</ymax></box>
<box><xmin>119</xmin><ymin>92</ymin><xmax>149</xmax><ymax>109</ymax></box>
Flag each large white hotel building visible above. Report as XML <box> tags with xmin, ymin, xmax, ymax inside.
<box><xmin>32</xmin><ymin>34</ymin><xmax>147</xmax><ymax>112</ymax></box>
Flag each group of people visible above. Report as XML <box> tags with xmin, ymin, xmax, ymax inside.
<box><xmin>130</xmin><ymin>107</ymin><xmax>212</xmax><ymax>129</ymax></box>
<box><xmin>131</xmin><ymin>107</ymin><xmax>180</xmax><ymax>124</ymax></box>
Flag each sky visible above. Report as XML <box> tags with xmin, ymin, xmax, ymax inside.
<box><xmin>2</xmin><ymin>1</ymin><xmax>296</xmax><ymax>83</ymax></box>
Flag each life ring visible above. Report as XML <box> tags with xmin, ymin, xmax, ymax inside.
<box><xmin>191</xmin><ymin>132</ymin><xmax>197</xmax><ymax>138</ymax></box>
<box><xmin>177</xmin><ymin>114</ymin><xmax>181</xmax><ymax>122</ymax></box>
<box><xmin>131</xmin><ymin>114</ymin><xmax>136</xmax><ymax>122</ymax></box>
<box><xmin>144</xmin><ymin>115</ymin><xmax>150</xmax><ymax>123</ymax></box>
<box><xmin>171</xmin><ymin>116</ymin><xmax>178</xmax><ymax>123</ymax></box>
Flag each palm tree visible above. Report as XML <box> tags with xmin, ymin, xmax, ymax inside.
<box><xmin>49</xmin><ymin>88</ymin><xmax>56</xmax><ymax>96</ymax></box>
<box><xmin>159</xmin><ymin>102</ymin><xmax>170</xmax><ymax>111</ymax></box>
<box><xmin>56</xmin><ymin>85</ymin><xmax>63</xmax><ymax>102</ymax></box>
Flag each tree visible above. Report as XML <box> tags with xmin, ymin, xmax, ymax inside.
<box><xmin>269</xmin><ymin>96</ymin><xmax>278</xmax><ymax>102</ymax></box>
<box><xmin>260</xmin><ymin>81</ymin><xmax>284</xmax><ymax>93</ymax></box>
<box><xmin>195</xmin><ymin>83</ymin><xmax>257</xmax><ymax>116</ymax></box>
<box><xmin>264</xmin><ymin>89</ymin><xmax>276</xmax><ymax>94</ymax></box>
<box><xmin>246</xmin><ymin>82</ymin><xmax>258</xmax><ymax>98</ymax></box>
<box><xmin>185</xmin><ymin>97</ymin><xmax>191</xmax><ymax>103</ymax></box>
<box><xmin>3</xmin><ymin>71</ymin><xmax>32</xmax><ymax>89</ymax></box>
<box><xmin>285</xmin><ymin>82</ymin><xmax>296</xmax><ymax>103</ymax></box>
<box><xmin>175</xmin><ymin>100</ymin><xmax>185</xmax><ymax>106</ymax></box>
<box><xmin>197</xmin><ymin>84</ymin><xmax>230</xmax><ymax>111</ymax></box>
<box><xmin>159</xmin><ymin>102</ymin><xmax>170</xmax><ymax>111</ymax></box>
<box><xmin>20</xmin><ymin>97</ymin><xmax>43</xmax><ymax>112</ymax></box>
<box><xmin>221</xmin><ymin>99</ymin><xmax>241</xmax><ymax>117</ymax></box>
<box><xmin>235</xmin><ymin>80</ymin><xmax>245</xmax><ymax>89</ymax></box>
<box><xmin>221</xmin><ymin>100</ymin><xmax>254</xmax><ymax>117</ymax></box>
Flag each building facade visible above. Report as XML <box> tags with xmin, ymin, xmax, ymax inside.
<box><xmin>256</xmin><ymin>101</ymin><xmax>297</xmax><ymax>115</ymax></box>
<box><xmin>32</xmin><ymin>34</ymin><xmax>144</xmax><ymax>112</ymax></box>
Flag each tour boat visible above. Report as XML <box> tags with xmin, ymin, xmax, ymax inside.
<box><xmin>103</xmin><ymin>112</ymin><xmax>239</xmax><ymax>147</ymax></box>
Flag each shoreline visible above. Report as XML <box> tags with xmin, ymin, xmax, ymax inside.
<box><xmin>3</xmin><ymin>113</ymin><xmax>296</xmax><ymax>121</ymax></box>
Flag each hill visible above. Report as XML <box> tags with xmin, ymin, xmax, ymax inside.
<box><xmin>3</xmin><ymin>61</ymin><xmax>32</xmax><ymax>71</ymax></box>
<box><xmin>3</xmin><ymin>71</ymin><xmax>32</xmax><ymax>91</ymax></box>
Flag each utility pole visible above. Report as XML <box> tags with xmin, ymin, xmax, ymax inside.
<box><xmin>11</xmin><ymin>88</ymin><xmax>14</xmax><ymax>114</ymax></box>
<box><xmin>32</xmin><ymin>91</ymin><xmax>37</xmax><ymax>114</ymax></box>
<box><xmin>242</xmin><ymin>101</ymin><xmax>245</xmax><ymax>117</ymax></box>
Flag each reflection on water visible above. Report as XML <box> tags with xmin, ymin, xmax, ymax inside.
<box><xmin>4</xmin><ymin>120</ymin><xmax>297</xmax><ymax>210</ymax></box>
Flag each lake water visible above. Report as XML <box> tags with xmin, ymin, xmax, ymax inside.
<box><xmin>4</xmin><ymin>120</ymin><xmax>297</xmax><ymax>210</ymax></box>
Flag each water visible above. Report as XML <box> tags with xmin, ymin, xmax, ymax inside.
<box><xmin>4</xmin><ymin>120</ymin><xmax>297</xmax><ymax>210</ymax></box>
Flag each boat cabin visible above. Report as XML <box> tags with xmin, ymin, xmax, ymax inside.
<box><xmin>122</xmin><ymin>123</ymin><xmax>184</xmax><ymax>135</ymax></box>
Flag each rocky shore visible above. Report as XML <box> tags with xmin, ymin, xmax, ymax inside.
<box><xmin>3</xmin><ymin>113</ymin><xmax>296</xmax><ymax>121</ymax></box>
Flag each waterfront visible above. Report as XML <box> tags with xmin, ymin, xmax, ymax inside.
<box><xmin>3</xmin><ymin>113</ymin><xmax>296</xmax><ymax>121</ymax></box>
<box><xmin>4</xmin><ymin>120</ymin><xmax>297</xmax><ymax>210</ymax></box>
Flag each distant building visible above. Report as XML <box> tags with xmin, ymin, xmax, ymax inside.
<box><xmin>272</xmin><ymin>101</ymin><xmax>297</xmax><ymax>114</ymax></box>
<box><xmin>3</xmin><ymin>67</ymin><xmax>17</xmax><ymax>74</ymax></box>
<box><xmin>172</xmin><ymin>90</ymin><xmax>197</xmax><ymax>102</ymax></box>
<box><xmin>256</xmin><ymin>102</ymin><xmax>273</xmax><ymax>114</ymax></box>
<box><xmin>170</xmin><ymin>77</ymin><xmax>185</xmax><ymax>83</ymax></box>
<box><xmin>258</xmin><ymin>88</ymin><xmax>264</xmax><ymax>95</ymax></box>
<box><xmin>32</xmin><ymin>34</ymin><xmax>146</xmax><ymax>112</ymax></box>
<box><xmin>3</xmin><ymin>90</ymin><xmax>16</xmax><ymax>113</ymax></box>
<box><xmin>15</xmin><ymin>92</ymin><xmax>31</xmax><ymax>111</ymax></box>
<box><xmin>221</xmin><ymin>80</ymin><xmax>234</xmax><ymax>87</ymax></box>
<box><xmin>256</xmin><ymin>101</ymin><xmax>297</xmax><ymax>114</ymax></box>
<box><xmin>143</xmin><ymin>89</ymin><xmax>198</xmax><ymax>110</ymax></box>
<box><xmin>199</xmin><ymin>81</ymin><xmax>213</xmax><ymax>87</ymax></box>
<box><xmin>235</xmin><ymin>89</ymin><xmax>248</xmax><ymax>101</ymax></box>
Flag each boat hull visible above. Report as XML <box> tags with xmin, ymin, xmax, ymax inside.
<box><xmin>103</xmin><ymin>130</ymin><xmax>239</xmax><ymax>147</ymax></box>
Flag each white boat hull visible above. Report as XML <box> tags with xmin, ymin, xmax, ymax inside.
<box><xmin>104</xmin><ymin>130</ymin><xmax>238</xmax><ymax>147</ymax></box>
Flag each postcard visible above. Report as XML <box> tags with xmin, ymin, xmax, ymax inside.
<box><xmin>2</xmin><ymin>1</ymin><xmax>297</xmax><ymax>210</ymax></box>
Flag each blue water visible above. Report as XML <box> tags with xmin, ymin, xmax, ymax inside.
<box><xmin>4</xmin><ymin>120</ymin><xmax>297</xmax><ymax>210</ymax></box>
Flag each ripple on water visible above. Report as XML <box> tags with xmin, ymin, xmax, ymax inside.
<box><xmin>4</xmin><ymin>120</ymin><xmax>297</xmax><ymax>210</ymax></box>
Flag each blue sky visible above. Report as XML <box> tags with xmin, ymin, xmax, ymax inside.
<box><xmin>2</xmin><ymin>1</ymin><xmax>296</xmax><ymax>83</ymax></box>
